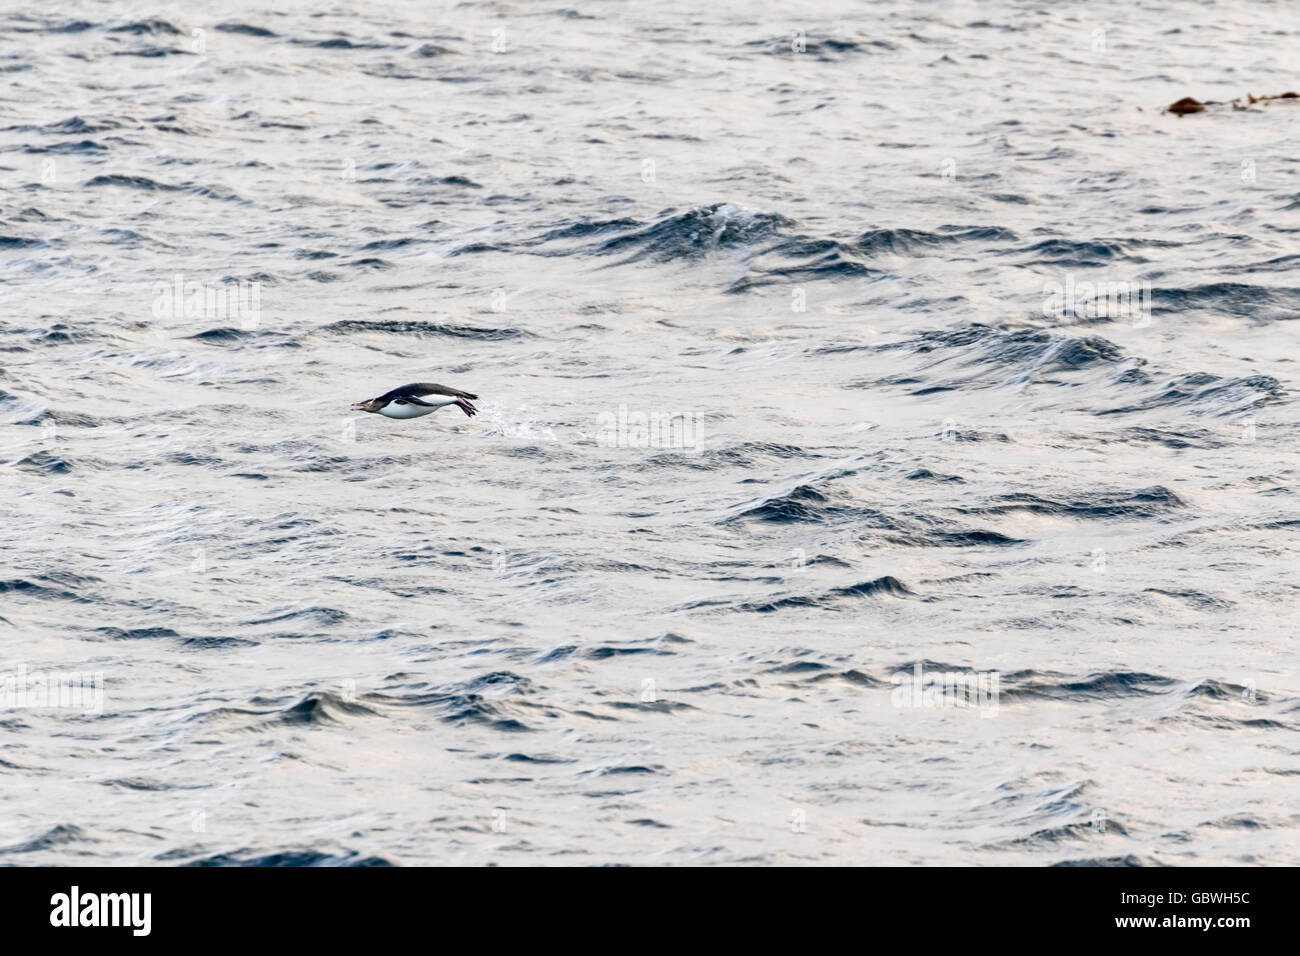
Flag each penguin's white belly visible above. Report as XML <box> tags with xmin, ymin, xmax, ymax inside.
<box><xmin>379</xmin><ymin>400</ymin><xmax>448</xmax><ymax>419</ymax></box>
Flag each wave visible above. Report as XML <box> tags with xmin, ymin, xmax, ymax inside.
<box><xmin>0</xmin><ymin>235</ymin><xmax>47</xmax><ymax>248</ymax></box>
<box><xmin>642</xmin><ymin>441</ymin><xmax>816</xmax><ymax>471</ymax></box>
<box><xmin>856</xmin><ymin>225</ymin><xmax>1017</xmax><ymax>256</ymax></box>
<box><xmin>16</xmin><ymin>116</ymin><xmax>123</xmax><ymax>134</ymax></box>
<box><xmin>0</xmin><ymin>824</ymin><xmax>97</xmax><ymax>855</ymax></box>
<box><xmin>997</xmin><ymin>670</ymin><xmax>1178</xmax><ymax>702</ymax></box>
<box><xmin>19</xmin><ymin>139</ymin><xmax>108</xmax><ymax>154</ymax></box>
<box><xmin>1001</xmin><ymin>237</ymin><xmax>1172</xmax><ymax>267</ymax></box>
<box><xmin>1152</xmin><ymin>282</ymin><xmax>1300</xmax><ymax>321</ymax></box>
<box><xmin>843</xmin><ymin>323</ymin><xmax>1279</xmax><ymax>419</ymax></box>
<box><xmin>883</xmin><ymin>325</ymin><xmax>1127</xmax><ymax>384</ymax></box>
<box><xmin>581</xmin><ymin>203</ymin><xmax>794</xmax><ymax>264</ymax></box>
<box><xmin>111</xmin><ymin>46</ymin><xmax>194</xmax><ymax>58</ymax></box>
<box><xmin>84</xmin><ymin>175</ymin><xmax>246</xmax><ymax>202</ymax></box>
<box><xmin>728</xmin><ymin>483</ymin><xmax>844</xmax><ymax>523</ymax></box>
<box><xmin>183</xmin><ymin>850</ymin><xmax>394</xmax><ymax>867</ymax></box>
<box><xmin>107</xmin><ymin>19</ymin><xmax>181</xmax><ymax>36</ymax></box>
<box><xmin>479</xmin><ymin>203</ymin><xmax>795</xmax><ymax>266</ymax></box>
<box><xmin>726</xmin><ymin>576</ymin><xmax>917</xmax><ymax>613</ymax></box>
<box><xmin>295</xmin><ymin>37</ymin><xmax>396</xmax><ymax>51</ymax></box>
<box><xmin>266</xmin><ymin>692</ymin><xmax>381</xmax><ymax>727</ymax></box>
<box><xmin>318</xmin><ymin>319</ymin><xmax>525</xmax><ymax>339</ymax></box>
<box><xmin>962</xmin><ymin>485</ymin><xmax>1185</xmax><ymax>520</ymax></box>
<box><xmin>216</xmin><ymin>23</ymin><xmax>277</xmax><ymax>38</ymax></box>
<box><xmin>1097</xmin><ymin>371</ymin><xmax>1281</xmax><ymax>417</ymax></box>
<box><xmin>0</xmin><ymin>575</ymin><xmax>94</xmax><ymax>602</ymax></box>
<box><xmin>745</xmin><ymin>35</ymin><xmax>898</xmax><ymax>60</ymax></box>
<box><xmin>1051</xmin><ymin>855</ymin><xmax>1158</xmax><ymax>867</ymax></box>
<box><xmin>365</xmin><ymin>672</ymin><xmax>543</xmax><ymax>732</ymax></box>
<box><xmin>455</xmin><ymin>207</ymin><xmax>1026</xmax><ymax>294</ymax></box>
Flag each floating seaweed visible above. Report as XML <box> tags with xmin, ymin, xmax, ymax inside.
<box><xmin>1166</xmin><ymin>91</ymin><xmax>1298</xmax><ymax>115</ymax></box>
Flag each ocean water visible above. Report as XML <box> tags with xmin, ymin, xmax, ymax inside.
<box><xmin>1</xmin><ymin>1</ymin><xmax>1297</xmax><ymax>866</ymax></box>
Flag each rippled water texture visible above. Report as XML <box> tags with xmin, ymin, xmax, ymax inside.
<box><xmin>1</xmin><ymin>1</ymin><xmax>1297</xmax><ymax>865</ymax></box>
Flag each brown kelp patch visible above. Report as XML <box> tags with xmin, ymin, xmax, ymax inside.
<box><xmin>1166</xmin><ymin>92</ymin><xmax>1298</xmax><ymax>115</ymax></box>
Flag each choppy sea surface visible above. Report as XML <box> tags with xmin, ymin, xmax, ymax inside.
<box><xmin>1</xmin><ymin>1</ymin><xmax>1297</xmax><ymax>866</ymax></box>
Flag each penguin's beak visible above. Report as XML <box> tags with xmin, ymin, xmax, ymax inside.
<box><xmin>351</xmin><ymin>401</ymin><xmax>368</xmax><ymax>411</ymax></box>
